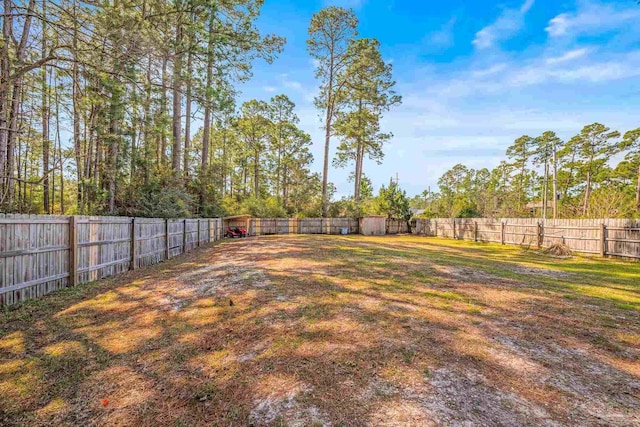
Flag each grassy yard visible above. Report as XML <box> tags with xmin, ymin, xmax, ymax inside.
<box><xmin>1</xmin><ymin>235</ymin><xmax>639</xmax><ymax>426</ymax></box>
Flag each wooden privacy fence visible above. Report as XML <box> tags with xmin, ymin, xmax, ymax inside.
<box><xmin>249</xmin><ymin>218</ymin><xmax>359</xmax><ymax>235</ymax></box>
<box><xmin>0</xmin><ymin>214</ymin><xmax>224</xmax><ymax>306</ymax></box>
<box><xmin>413</xmin><ymin>218</ymin><xmax>640</xmax><ymax>259</ymax></box>
<box><xmin>386</xmin><ymin>218</ymin><xmax>410</xmax><ymax>234</ymax></box>
<box><xmin>4</xmin><ymin>214</ymin><xmax>640</xmax><ymax>306</ymax></box>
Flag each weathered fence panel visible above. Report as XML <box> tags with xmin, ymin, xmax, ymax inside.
<box><xmin>77</xmin><ymin>216</ymin><xmax>132</xmax><ymax>284</ymax></box>
<box><xmin>136</xmin><ymin>218</ymin><xmax>167</xmax><ymax>268</ymax></box>
<box><xmin>0</xmin><ymin>214</ymin><xmax>71</xmax><ymax>306</ymax></box>
<box><xmin>1</xmin><ymin>215</ymin><xmax>225</xmax><ymax>306</ymax></box>
<box><xmin>250</xmin><ymin>218</ymin><xmax>359</xmax><ymax>235</ymax></box>
<box><xmin>386</xmin><ymin>218</ymin><xmax>409</xmax><ymax>234</ymax></box>
<box><xmin>413</xmin><ymin>217</ymin><xmax>640</xmax><ymax>258</ymax></box>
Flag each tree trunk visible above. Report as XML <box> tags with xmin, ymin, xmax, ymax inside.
<box><xmin>183</xmin><ymin>22</ymin><xmax>193</xmax><ymax>178</ymax></box>
<box><xmin>254</xmin><ymin>147</ymin><xmax>259</xmax><ymax>197</ymax></box>
<box><xmin>42</xmin><ymin>69</ymin><xmax>50</xmax><ymax>214</ymax></box>
<box><xmin>200</xmin><ymin>13</ymin><xmax>214</xmax><ymax>211</ymax></box>
<box><xmin>552</xmin><ymin>142</ymin><xmax>558</xmax><ymax>219</ymax></box>
<box><xmin>171</xmin><ymin>0</ymin><xmax>183</xmax><ymax>175</ymax></box>
<box><xmin>0</xmin><ymin>0</ymin><xmax>12</xmax><ymax>205</ymax></box>
<box><xmin>321</xmin><ymin>62</ymin><xmax>334</xmax><ymax>217</ymax></box>
<box><xmin>55</xmin><ymin>83</ymin><xmax>64</xmax><ymax>214</ymax></box>
<box><xmin>72</xmin><ymin>0</ymin><xmax>83</xmax><ymax>212</ymax></box>
<box><xmin>9</xmin><ymin>0</ymin><xmax>35</xmax><ymax>210</ymax></box>
<box><xmin>40</xmin><ymin>0</ymin><xmax>50</xmax><ymax>213</ymax></box>
<box><xmin>636</xmin><ymin>164</ymin><xmax>640</xmax><ymax>210</ymax></box>
<box><xmin>107</xmin><ymin>80</ymin><xmax>122</xmax><ymax>214</ymax></box>
<box><xmin>542</xmin><ymin>161</ymin><xmax>549</xmax><ymax>219</ymax></box>
<box><xmin>143</xmin><ymin>56</ymin><xmax>152</xmax><ymax>184</ymax></box>
<box><xmin>582</xmin><ymin>170</ymin><xmax>591</xmax><ymax>216</ymax></box>
<box><xmin>130</xmin><ymin>87</ymin><xmax>138</xmax><ymax>187</ymax></box>
<box><xmin>6</xmin><ymin>78</ymin><xmax>21</xmax><ymax>208</ymax></box>
<box><xmin>159</xmin><ymin>56</ymin><xmax>168</xmax><ymax>164</ymax></box>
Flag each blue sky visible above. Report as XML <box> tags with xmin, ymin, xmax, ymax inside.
<box><xmin>238</xmin><ymin>0</ymin><xmax>640</xmax><ymax>198</ymax></box>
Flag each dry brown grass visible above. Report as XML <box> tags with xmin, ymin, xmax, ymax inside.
<box><xmin>1</xmin><ymin>235</ymin><xmax>639</xmax><ymax>426</ymax></box>
<box><xmin>543</xmin><ymin>243</ymin><xmax>573</xmax><ymax>257</ymax></box>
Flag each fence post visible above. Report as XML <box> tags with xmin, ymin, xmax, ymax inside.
<box><xmin>600</xmin><ymin>223</ymin><xmax>607</xmax><ymax>257</ymax></box>
<box><xmin>501</xmin><ymin>222</ymin><xmax>506</xmax><ymax>245</ymax></box>
<box><xmin>452</xmin><ymin>219</ymin><xmax>456</xmax><ymax>240</ymax></box>
<box><xmin>130</xmin><ymin>218</ymin><xmax>137</xmax><ymax>271</ymax></box>
<box><xmin>197</xmin><ymin>219</ymin><xmax>201</xmax><ymax>247</ymax></box>
<box><xmin>474</xmin><ymin>221</ymin><xmax>478</xmax><ymax>242</ymax></box>
<box><xmin>183</xmin><ymin>219</ymin><xmax>188</xmax><ymax>254</ymax></box>
<box><xmin>537</xmin><ymin>222</ymin><xmax>543</xmax><ymax>249</ymax></box>
<box><xmin>434</xmin><ymin>220</ymin><xmax>437</xmax><ymax>237</ymax></box>
<box><xmin>69</xmin><ymin>216</ymin><xmax>78</xmax><ymax>286</ymax></box>
<box><xmin>165</xmin><ymin>219</ymin><xmax>171</xmax><ymax>260</ymax></box>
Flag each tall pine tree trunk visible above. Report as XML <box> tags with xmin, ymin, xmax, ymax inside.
<box><xmin>200</xmin><ymin>13</ymin><xmax>214</xmax><ymax>211</ymax></box>
<box><xmin>72</xmin><ymin>0</ymin><xmax>83</xmax><ymax>212</ymax></box>
<box><xmin>159</xmin><ymin>56</ymin><xmax>168</xmax><ymax>164</ymax></box>
<box><xmin>42</xmin><ymin>64</ymin><xmax>50</xmax><ymax>214</ymax></box>
<box><xmin>171</xmin><ymin>0</ymin><xmax>183</xmax><ymax>176</ymax></box>
<box><xmin>321</xmin><ymin>65</ymin><xmax>334</xmax><ymax>217</ymax></box>
<box><xmin>0</xmin><ymin>0</ymin><xmax>12</xmax><ymax>206</ymax></box>
<box><xmin>542</xmin><ymin>161</ymin><xmax>549</xmax><ymax>219</ymax></box>
<box><xmin>552</xmin><ymin>143</ymin><xmax>558</xmax><ymax>219</ymax></box>
<box><xmin>635</xmin><ymin>165</ymin><xmax>640</xmax><ymax>210</ymax></box>
<box><xmin>582</xmin><ymin>170</ymin><xmax>591</xmax><ymax>216</ymax></box>
<box><xmin>254</xmin><ymin>146</ymin><xmax>260</xmax><ymax>197</ymax></box>
<box><xmin>183</xmin><ymin>17</ymin><xmax>193</xmax><ymax>178</ymax></box>
<box><xmin>55</xmin><ymin>83</ymin><xmax>64</xmax><ymax>214</ymax></box>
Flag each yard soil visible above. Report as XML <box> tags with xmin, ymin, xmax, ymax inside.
<box><xmin>1</xmin><ymin>235</ymin><xmax>639</xmax><ymax>426</ymax></box>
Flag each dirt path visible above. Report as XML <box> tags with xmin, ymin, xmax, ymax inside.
<box><xmin>1</xmin><ymin>235</ymin><xmax>639</xmax><ymax>426</ymax></box>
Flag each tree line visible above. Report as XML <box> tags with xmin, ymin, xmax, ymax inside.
<box><xmin>0</xmin><ymin>2</ymin><xmax>400</xmax><ymax>218</ymax></box>
<box><xmin>410</xmin><ymin>124</ymin><xmax>640</xmax><ymax>219</ymax></box>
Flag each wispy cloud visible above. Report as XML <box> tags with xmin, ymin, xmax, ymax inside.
<box><xmin>546</xmin><ymin>1</ymin><xmax>640</xmax><ymax>38</ymax></box>
<box><xmin>431</xmin><ymin>49</ymin><xmax>640</xmax><ymax>99</ymax></box>
<box><xmin>545</xmin><ymin>48</ymin><xmax>589</xmax><ymax>64</ymax></box>
<box><xmin>279</xmin><ymin>74</ymin><xmax>316</xmax><ymax>102</ymax></box>
<box><xmin>472</xmin><ymin>0</ymin><xmax>535</xmax><ymax>49</ymax></box>
<box><xmin>472</xmin><ymin>63</ymin><xmax>507</xmax><ymax>77</ymax></box>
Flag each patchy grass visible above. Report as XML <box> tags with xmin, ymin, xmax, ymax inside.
<box><xmin>1</xmin><ymin>235</ymin><xmax>639</xmax><ymax>426</ymax></box>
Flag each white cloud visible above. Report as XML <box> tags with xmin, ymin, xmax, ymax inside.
<box><xmin>520</xmin><ymin>0</ymin><xmax>535</xmax><ymax>14</ymax></box>
<box><xmin>431</xmin><ymin>50</ymin><xmax>640</xmax><ymax>99</ymax></box>
<box><xmin>284</xmin><ymin>80</ymin><xmax>303</xmax><ymax>90</ymax></box>
<box><xmin>546</xmin><ymin>2</ymin><xmax>640</xmax><ymax>38</ymax></box>
<box><xmin>545</xmin><ymin>48</ymin><xmax>589</xmax><ymax>64</ymax></box>
<box><xmin>472</xmin><ymin>0</ymin><xmax>535</xmax><ymax>50</ymax></box>
<box><xmin>263</xmin><ymin>86</ymin><xmax>277</xmax><ymax>93</ymax></box>
<box><xmin>546</xmin><ymin>13</ymin><xmax>571</xmax><ymax>37</ymax></box>
<box><xmin>472</xmin><ymin>63</ymin><xmax>507</xmax><ymax>77</ymax></box>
